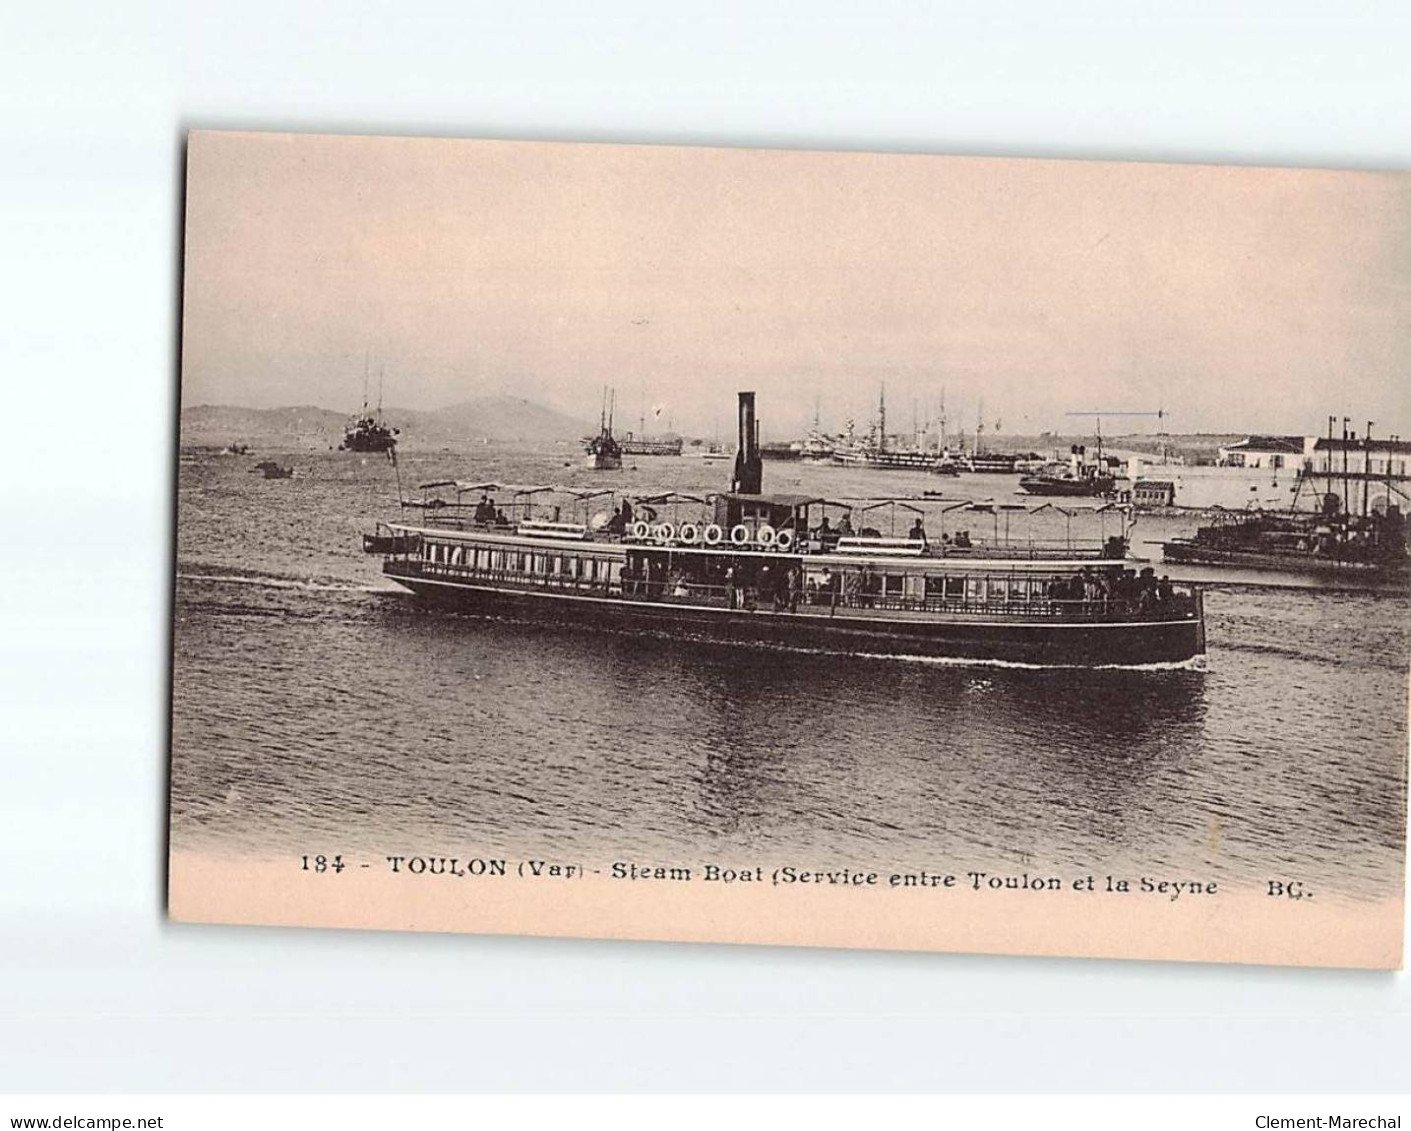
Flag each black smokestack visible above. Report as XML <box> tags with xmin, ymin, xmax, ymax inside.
<box><xmin>731</xmin><ymin>390</ymin><xmax>762</xmax><ymax>495</ymax></box>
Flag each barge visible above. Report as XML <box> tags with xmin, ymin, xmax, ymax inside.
<box><xmin>1161</xmin><ymin>507</ymin><xmax>1408</xmax><ymax>579</ymax></box>
<box><xmin>366</xmin><ymin>394</ymin><xmax>1207</xmax><ymax>667</ymax></box>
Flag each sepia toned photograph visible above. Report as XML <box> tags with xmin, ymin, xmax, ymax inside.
<box><xmin>169</xmin><ymin>130</ymin><xmax>1408</xmax><ymax>968</ymax></box>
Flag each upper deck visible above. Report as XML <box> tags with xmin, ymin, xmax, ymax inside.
<box><xmin>392</xmin><ymin>481</ymin><xmax>1135</xmax><ymax>571</ymax></box>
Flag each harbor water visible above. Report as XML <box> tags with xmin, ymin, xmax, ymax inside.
<box><xmin>171</xmin><ymin>446</ymin><xmax>1409</xmax><ymax>900</ymax></box>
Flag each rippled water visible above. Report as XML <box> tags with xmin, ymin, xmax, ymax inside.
<box><xmin>170</xmin><ymin>447</ymin><xmax>1409</xmax><ymax>898</ymax></box>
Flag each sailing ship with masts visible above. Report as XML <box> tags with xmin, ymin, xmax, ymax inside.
<box><xmin>363</xmin><ymin>391</ymin><xmax>1208</xmax><ymax>665</ymax></box>
<box><xmin>831</xmin><ymin>386</ymin><xmax>955</xmax><ymax>471</ymax></box>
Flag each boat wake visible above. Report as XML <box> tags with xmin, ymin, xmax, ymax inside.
<box><xmin>176</xmin><ymin>570</ymin><xmax>397</xmax><ymax>595</ymax></box>
<box><xmin>857</xmin><ymin>651</ymin><xmax>1210</xmax><ymax>673</ymax></box>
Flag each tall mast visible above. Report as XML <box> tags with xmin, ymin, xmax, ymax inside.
<box><xmin>1342</xmin><ymin>417</ymin><xmax>1350</xmax><ymax>524</ymax></box>
<box><xmin>1388</xmin><ymin>432</ymin><xmax>1399</xmax><ymax>525</ymax></box>
<box><xmin>1364</xmin><ymin>421</ymin><xmax>1374</xmax><ymax>519</ymax></box>
<box><xmin>362</xmin><ymin>351</ymin><xmax>370</xmax><ymax>414</ymax></box>
<box><xmin>878</xmin><ymin>383</ymin><xmax>887</xmax><ymax>453</ymax></box>
<box><xmin>1326</xmin><ymin>415</ymin><xmax>1335</xmax><ymax>507</ymax></box>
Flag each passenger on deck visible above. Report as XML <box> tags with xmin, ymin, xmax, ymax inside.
<box><xmin>474</xmin><ymin>494</ymin><xmax>492</xmax><ymax>522</ymax></box>
<box><xmin>853</xmin><ymin>565</ymin><xmax>875</xmax><ymax>608</ymax></box>
<box><xmin>785</xmin><ymin>566</ymin><xmax>801</xmax><ymax>613</ymax></box>
<box><xmin>953</xmin><ymin>529</ymin><xmax>971</xmax><ymax>549</ymax></box>
<box><xmin>1157</xmin><ymin>574</ymin><xmax>1175</xmax><ymax>603</ymax></box>
<box><xmin>837</xmin><ymin>514</ymin><xmax>855</xmax><ymax>537</ymax></box>
<box><xmin>1137</xmin><ymin>566</ymin><xmax>1158</xmax><ymax>611</ymax></box>
<box><xmin>817</xmin><ymin>515</ymin><xmax>833</xmax><ymax>539</ymax></box>
<box><xmin>1114</xmin><ymin>568</ymin><xmax>1138</xmax><ymax>609</ymax></box>
<box><xmin>494</xmin><ymin>507</ymin><xmax>509</xmax><ymax>527</ymax></box>
<box><xmin>908</xmin><ymin>517</ymin><xmax>928</xmax><ymax>547</ymax></box>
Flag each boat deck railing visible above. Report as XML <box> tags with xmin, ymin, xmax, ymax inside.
<box><xmin>401</xmin><ymin>513</ymin><xmax>1120</xmax><ymax>561</ymax></box>
<box><xmin>387</xmin><ymin>559</ymin><xmax>1199</xmax><ymax>623</ymax></box>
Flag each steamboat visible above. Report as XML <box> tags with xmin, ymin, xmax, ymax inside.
<box><xmin>339</xmin><ymin>361</ymin><xmax>399</xmax><ymax>455</ymax></box>
<box><xmin>583</xmin><ymin>388</ymin><xmax>624</xmax><ymax>470</ymax></box>
<box><xmin>1019</xmin><ymin>446</ymin><xmax>1119</xmax><ymax>498</ymax></box>
<box><xmin>364</xmin><ymin>393</ymin><xmax>1207</xmax><ymax>666</ymax></box>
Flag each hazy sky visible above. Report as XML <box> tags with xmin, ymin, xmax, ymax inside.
<box><xmin>182</xmin><ymin>131</ymin><xmax>1411</xmax><ymax>439</ymax></box>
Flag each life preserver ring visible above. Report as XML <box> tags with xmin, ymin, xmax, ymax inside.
<box><xmin>655</xmin><ymin>522</ymin><xmax>676</xmax><ymax>543</ymax></box>
<box><xmin>678</xmin><ymin>522</ymin><xmax>700</xmax><ymax>544</ymax></box>
<box><xmin>730</xmin><ymin>524</ymin><xmax>751</xmax><ymax>546</ymax></box>
<box><xmin>703</xmin><ymin>524</ymin><xmax>723</xmax><ymax>545</ymax></box>
<box><xmin>756</xmin><ymin>524</ymin><xmax>777</xmax><ymax>548</ymax></box>
<box><xmin>630</xmin><ymin>520</ymin><xmax>651</xmax><ymax>540</ymax></box>
<box><xmin>775</xmin><ymin>529</ymin><xmax>794</xmax><ymax>552</ymax></box>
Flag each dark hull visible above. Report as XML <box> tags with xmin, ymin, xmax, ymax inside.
<box><xmin>387</xmin><ymin>569</ymin><xmax>1205</xmax><ymax>666</ymax></box>
<box><xmin>1018</xmin><ymin>477</ymin><xmax>1114</xmax><ymax>497</ymax></box>
<box><xmin>341</xmin><ymin>435</ymin><xmax>396</xmax><ymax>453</ymax></box>
<box><xmin>1162</xmin><ymin>541</ymin><xmax>1408</xmax><ymax>577</ymax></box>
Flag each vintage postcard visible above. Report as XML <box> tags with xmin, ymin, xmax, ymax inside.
<box><xmin>170</xmin><ymin>130</ymin><xmax>1408</xmax><ymax>968</ymax></box>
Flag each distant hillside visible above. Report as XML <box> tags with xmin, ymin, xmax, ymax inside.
<box><xmin>180</xmin><ymin>396</ymin><xmax>592</xmax><ymax>450</ymax></box>
<box><xmin>406</xmin><ymin>396</ymin><xmax>592</xmax><ymax>445</ymax></box>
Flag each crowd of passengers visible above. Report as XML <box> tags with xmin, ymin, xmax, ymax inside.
<box><xmin>622</xmin><ymin>558</ymin><xmax>806</xmax><ymax>612</ymax></box>
<box><xmin>1045</xmin><ymin>566</ymin><xmax>1179</xmax><ymax>612</ymax></box>
<box><xmin>618</xmin><ymin>557</ymin><xmax>1183</xmax><ymax>615</ymax></box>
